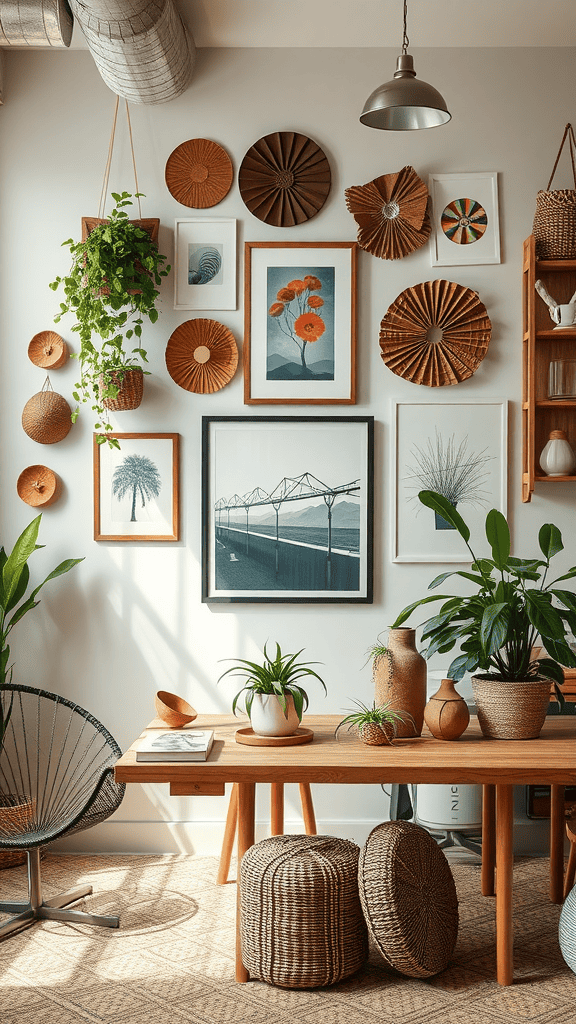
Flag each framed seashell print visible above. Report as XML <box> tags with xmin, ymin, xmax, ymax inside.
<box><xmin>174</xmin><ymin>219</ymin><xmax>236</xmax><ymax>310</ymax></box>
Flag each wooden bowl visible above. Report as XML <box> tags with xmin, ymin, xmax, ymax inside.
<box><xmin>155</xmin><ymin>690</ymin><xmax>197</xmax><ymax>728</ymax></box>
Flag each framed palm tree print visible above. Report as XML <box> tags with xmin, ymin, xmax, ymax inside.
<box><xmin>94</xmin><ymin>433</ymin><xmax>180</xmax><ymax>541</ymax></box>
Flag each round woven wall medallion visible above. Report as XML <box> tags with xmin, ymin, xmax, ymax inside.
<box><xmin>238</xmin><ymin>131</ymin><xmax>331</xmax><ymax>227</ymax></box>
<box><xmin>17</xmin><ymin>465</ymin><xmax>61</xmax><ymax>507</ymax></box>
<box><xmin>165</xmin><ymin>319</ymin><xmax>238</xmax><ymax>394</ymax></box>
<box><xmin>379</xmin><ymin>279</ymin><xmax>491</xmax><ymax>387</ymax></box>
<box><xmin>441</xmin><ymin>198</ymin><xmax>488</xmax><ymax>245</ymax></box>
<box><xmin>345</xmin><ymin>165</ymin><xmax>430</xmax><ymax>260</ymax></box>
<box><xmin>28</xmin><ymin>331</ymin><xmax>68</xmax><ymax>370</ymax></box>
<box><xmin>22</xmin><ymin>379</ymin><xmax>72</xmax><ymax>444</ymax></box>
<box><xmin>358</xmin><ymin>820</ymin><xmax>458</xmax><ymax>978</ymax></box>
<box><xmin>165</xmin><ymin>139</ymin><xmax>233</xmax><ymax>209</ymax></box>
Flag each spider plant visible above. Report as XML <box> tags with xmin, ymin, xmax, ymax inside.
<box><xmin>335</xmin><ymin>699</ymin><xmax>414</xmax><ymax>744</ymax></box>
<box><xmin>218</xmin><ymin>642</ymin><xmax>326</xmax><ymax>721</ymax></box>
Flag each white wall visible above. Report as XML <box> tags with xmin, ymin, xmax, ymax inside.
<box><xmin>1</xmin><ymin>46</ymin><xmax>574</xmax><ymax>854</ymax></box>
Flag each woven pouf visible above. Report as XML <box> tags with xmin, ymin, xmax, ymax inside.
<box><xmin>559</xmin><ymin>884</ymin><xmax>576</xmax><ymax>973</ymax></box>
<box><xmin>358</xmin><ymin>820</ymin><xmax>458</xmax><ymax>978</ymax></box>
<box><xmin>240</xmin><ymin>834</ymin><xmax>368</xmax><ymax>988</ymax></box>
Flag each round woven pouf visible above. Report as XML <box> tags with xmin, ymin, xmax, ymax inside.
<box><xmin>358</xmin><ymin>820</ymin><xmax>458</xmax><ymax>978</ymax></box>
<box><xmin>560</xmin><ymin>885</ymin><xmax>576</xmax><ymax>973</ymax></box>
<box><xmin>240</xmin><ymin>834</ymin><xmax>368</xmax><ymax>988</ymax></box>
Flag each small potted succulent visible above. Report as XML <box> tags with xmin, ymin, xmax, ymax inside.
<box><xmin>49</xmin><ymin>191</ymin><xmax>170</xmax><ymax>449</ymax></box>
<box><xmin>218</xmin><ymin>642</ymin><xmax>326</xmax><ymax>737</ymax></box>
<box><xmin>336</xmin><ymin>700</ymin><xmax>414</xmax><ymax>745</ymax></box>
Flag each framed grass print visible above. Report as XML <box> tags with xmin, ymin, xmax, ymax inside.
<box><xmin>94</xmin><ymin>433</ymin><xmax>180</xmax><ymax>541</ymax></box>
<box><xmin>392</xmin><ymin>400</ymin><xmax>507</xmax><ymax>562</ymax></box>
<box><xmin>202</xmin><ymin>416</ymin><xmax>373</xmax><ymax>602</ymax></box>
<box><xmin>174</xmin><ymin>218</ymin><xmax>236</xmax><ymax>310</ymax></box>
<box><xmin>244</xmin><ymin>241</ymin><xmax>357</xmax><ymax>404</ymax></box>
<box><xmin>429</xmin><ymin>172</ymin><xmax>500</xmax><ymax>266</ymax></box>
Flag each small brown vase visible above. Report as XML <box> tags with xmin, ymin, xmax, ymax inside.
<box><xmin>373</xmin><ymin>627</ymin><xmax>426</xmax><ymax>737</ymax></box>
<box><xmin>424</xmin><ymin>678</ymin><xmax>470</xmax><ymax>740</ymax></box>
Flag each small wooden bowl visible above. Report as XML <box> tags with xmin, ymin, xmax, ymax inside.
<box><xmin>155</xmin><ymin>690</ymin><xmax>197</xmax><ymax>728</ymax></box>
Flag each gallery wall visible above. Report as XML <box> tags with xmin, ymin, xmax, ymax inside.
<box><xmin>0</xmin><ymin>45</ymin><xmax>575</xmax><ymax>853</ymax></box>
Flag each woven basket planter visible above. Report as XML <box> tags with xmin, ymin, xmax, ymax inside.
<box><xmin>22</xmin><ymin>383</ymin><xmax>72</xmax><ymax>444</ymax></box>
<box><xmin>472</xmin><ymin>676</ymin><xmax>552</xmax><ymax>740</ymax></box>
<box><xmin>99</xmin><ymin>368</ymin><xmax>144</xmax><ymax>411</ymax></box>
<box><xmin>0</xmin><ymin>794</ymin><xmax>35</xmax><ymax>867</ymax></box>
<box><xmin>240</xmin><ymin>834</ymin><xmax>368</xmax><ymax>987</ymax></box>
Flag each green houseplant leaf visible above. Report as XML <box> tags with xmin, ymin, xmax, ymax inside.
<box><xmin>219</xmin><ymin>642</ymin><xmax>326</xmax><ymax>726</ymax></box>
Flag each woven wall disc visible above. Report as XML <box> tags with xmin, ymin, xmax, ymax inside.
<box><xmin>165</xmin><ymin>139</ymin><xmax>233</xmax><ymax>208</ymax></box>
<box><xmin>22</xmin><ymin>379</ymin><xmax>72</xmax><ymax>444</ymax></box>
<box><xmin>28</xmin><ymin>331</ymin><xmax>68</xmax><ymax>370</ymax></box>
<box><xmin>345</xmin><ymin>166</ymin><xmax>430</xmax><ymax>260</ymax></box>
<box><xmin>165</xmin><ymin>318</ymin><xmax>238</xmax><ymax>394</ymax></box>
<box><xmin>379</xmin><ymin>280</ymin><xmax>491</xmax><ymax>387</ymax></box>
<box><xmin>238</xmin><ymin>131</ymin><xmax>331</xmax><ymax>227</ymax></box>
<box><xmin>17</xmin><ymin>465</ymin><xmax>61</xmax><ymax>507</ymax></box>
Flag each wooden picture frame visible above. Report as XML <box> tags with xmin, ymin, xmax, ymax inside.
<box><xmin>174</xmin><ymin>218</ymin><xmax>236</xmax><ymax>310</ymax></box>
<box><xmin>94</xmin><ymin>433</ymin><xmax>180</xmax><ymax>542</ymax></box>
<box><xmin>244</xmin><ymin>241</ymin><xmax>357</xmax><ymax>404</ymax></box>
<box><xmin>202</xmin><ymin>416</ymin><xmax>373</xmax><ymax>602</ymax></box>
<box><xmin>429</xmin><ymin>172</ymin><xmax>501</xmax><ymax>266</ymax></box>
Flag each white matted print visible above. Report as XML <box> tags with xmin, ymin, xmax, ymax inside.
<box><xmin>174</xmin><ymin>219</ymin><xmax>236</xmax><ymax>310</ymax></box>
<box><xmin>393</xmin><ymin>401</ymin><xmax>507</xmax><ymax>562</ymax></box>
<box><xmin>94</xmin><ymin>433</ymin><xmax>179</xmax><ymax>541</ymax></box>
<box><xmin>429</xmin><ymin>173</ymin><xmax>500</xmax><ymax>266</ymax></box>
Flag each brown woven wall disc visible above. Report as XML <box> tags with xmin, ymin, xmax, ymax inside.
<box><xmin>239</xmin><ymin>131</ymin><xmax>331</xmax><ymax>227</ymax></box>
<box><xmin>165</xmin><ymin>319</ymin><xmax>238</xmax><ymax>393</ymax></box>
<box><xmin>345</xmin><ymin>166</ymin><xmax>430</xmax><ymax>260</ymax></box>
<box><xmin>379</xmin><ymin>279</ymin><xmax>491</xmax><ymax>387</ymax></box>
<box><xmin>28</xmin><ymin>331</ymin><xmax>68</xmax><ymax>370</ymax></box>
<box><xmin>22</xmin><ymin>385</ymin><xmax>72</xmax><ymax>444</ymax></box>
<box><xmin>165</xmin><ymin>139</ymin><xmax>233</xmax><ymax>209</ymax></box>
<box><xmin>17</xmin><ymin>465</ymin><xmax>61</xmax><ymax>507</ymax></box>
<box><xmin>100</xmin><ymin>368</ymin><xmax>144</xmax><ymax>411</ymax></box>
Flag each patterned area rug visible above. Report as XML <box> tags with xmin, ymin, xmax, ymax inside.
<box><xmin>1</xmin><ymin>854</ymin><xmax>575</xmax><ymax>1023</ymax></box>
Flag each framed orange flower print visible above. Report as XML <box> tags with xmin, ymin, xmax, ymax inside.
<box><xmin>244</xmin><ymin>241</ymin><xmax>357</xmax><ymax>404</ymax></box>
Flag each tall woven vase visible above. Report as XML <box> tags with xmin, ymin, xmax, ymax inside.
<box><xmin>472</xmin><ymin>676</ymin><xmax>552</xmax><ymax>740</ymax></box>
<box><xmin>373</xmin><ymin>628</ymin><xmax>427</xmax><ymax>737</ymax></box>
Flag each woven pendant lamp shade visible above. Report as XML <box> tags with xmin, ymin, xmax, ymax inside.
<box><xmin>165</xmin><ymin>319</ymin><xmax>238</xmax><ymax>394</ymax></box>
<box><xmin>345</xmin><ymin>166</ymin><xmax>430</xmax><ymax>260</ymax></box>
<box><xmin>0</xmin><ymin>0</ymin><xmax>72</xmax><ymax>47</ymax></box>
<box><xmin>28</xmin><ymin>331</ymin><xmax>68</xmax><ymax>370</ymax></box>
<box><xmin>22</xmin><ymin>380</ymin><xmax>72</xmax><ymax>444</ymax></box>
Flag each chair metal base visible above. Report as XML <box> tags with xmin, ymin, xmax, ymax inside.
<box><xmin>0</xmin><ymin>849</ymin><xmax>119</xmax><ymax>940</ymax></box>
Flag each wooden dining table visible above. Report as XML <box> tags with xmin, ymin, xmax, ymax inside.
<box><xmin>114</xmin><ymin>713</ymin><xmax>576</xmax><ymax>986</ymax></box>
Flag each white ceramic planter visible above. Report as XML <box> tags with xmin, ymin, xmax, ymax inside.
<box><xmin>249</xmin><ymin>693</ymin><xmax>300</xmax><ymax>737</ymax></box>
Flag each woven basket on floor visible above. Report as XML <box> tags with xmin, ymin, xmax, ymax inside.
<box><xmin>240</xmin><ymin>834</ymin><xmax>368</xmax><ymax>988</ymax></box>
<box><xmin>358</xmin><ymin>820</ymin><xmax>458</xmax><ymax>978</ymax></box>
<box><xmin>0</xmin><ymin>795</ymin><xmax>35</xmax><ymax>866</ymax></box>
<box><xmin>99</xmin><ymin>368</ymin><xmax>144</xmax><ymax>411</ymax></box>
<box><xmin>21</xmin><ymin>379</ymin><xmax>72</xmax><ymax>444</ymax></box>
<box><xmin>472</xmin><ymin>675</ymin><xmax>552</xmax><ymax>740</ymax></box>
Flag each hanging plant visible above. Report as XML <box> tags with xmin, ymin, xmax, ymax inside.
<box><xmin>49</xmin><ymin>191</ymin><xmax>170</xmax><ymax>448</ymax></box>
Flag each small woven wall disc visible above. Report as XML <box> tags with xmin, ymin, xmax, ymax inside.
<box><xmin>238</xmin><ymin>131</ymin><xmax>331</xmax><ymax>227</ymax></box>
<box><xmin>345</xmin><ymin>166</ymin><xmax>430</xmax><ymax>260</ymax></box>
<box><xmin>379</xmin><ymin>279</ymin><xmax>491</xmax><ymax>387</ymax></box>
<box><xmin>22</xmin><ymin>382</ymin><xmax>72</xmax><ymax>444</ymax></box>
<box><xmin>165</xmin><ymin>139</ymin><xmax>233</xmax><ymax>208</ymax></box>
<box><xmin>165</xmin><ymin>319</ymin><xmax>238</xmax><ymax>394</ymax></box>
<box><xmin>17</xmin><ymin>465</ymin><xmax>61</xmax><ymax>507</ymax></box>
<box><xmin>28</xmin><ymin>331</ymin><xmax>68</xmax><ymax>370</ymax></box>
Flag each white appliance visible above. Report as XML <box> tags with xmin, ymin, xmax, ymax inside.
<box><xmin>414</xmin><ymin>784</ymin><xmax>483</xmax><ymax>832</ymax></box>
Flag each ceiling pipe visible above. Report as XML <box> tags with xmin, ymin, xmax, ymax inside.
<box><xmin>69</xmin><ymin>0</ymin><xmax>195</xmax><ymax>104</ymax></box>
<box><xmin>0</xmin><ymin>0</ymin><xmax>73</xmax><ymax>47</ymax></box>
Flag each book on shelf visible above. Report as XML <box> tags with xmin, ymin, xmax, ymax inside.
<box><xmin>135</xmin><ymin>730</ymin><xmax>214</xmax><ymax>762</ymax></box>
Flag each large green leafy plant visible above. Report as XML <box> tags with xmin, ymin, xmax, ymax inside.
<box><xmin>50</xmin><ymin>191</ymin><xmax>170</xmax><ymax>448</ymax></box>
<box><xmin>393</xmin><ymin>490</ymin><xmax>576</xmax><ymax>695</ymax></box>
<box><xmin>1</xmin><ymin>516</ymin><xmax>83</xmax><ymax>752</ymax></box>
<box><xmin>218</xmin><ymin>642</ymin><xmax>327</xmax><ymax>722</ymax></box>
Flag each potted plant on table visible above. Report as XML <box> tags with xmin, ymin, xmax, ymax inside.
<box><xmin>392</xmin><ymin>490</ymin><xmax>576</xmax><ymax>739</ymax></box>
<box><xmin>49</xmin><ymin>191</ymin><xmax>170</xmax><ymax>449</ymax></box>
<box><xmin>336</xmin><ymin>700</ymin><xmax>414</xmax><ymax>745</ymax></box>
<box><xmin>218</xmin><ymin>642</ymin><xmax>327</xmax><ymax>737</ymax></box>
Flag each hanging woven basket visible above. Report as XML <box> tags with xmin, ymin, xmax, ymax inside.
<box><xmin>99</xmin><ymin>367</ymin><xmax>144</xmax><ymax>411</ymax></box>
<box><xmin>22</xmin><ymin>378</ymin><xmax>72</xmax><ymax>444</ymax></box>
<box><xmin>17</xmin><ymin>465</ymin><xmax>61</xmax><ymax>507</ymax></box>
<box><xmin>533</xmin><ymin>124</ymin><xmax>576</xmax><ymax>259</ymax></box>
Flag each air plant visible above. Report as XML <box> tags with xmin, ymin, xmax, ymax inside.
<box><xmin>335</xmin><ymin>700</ymin><xmax>414</xmax><ymax>745</ymax></box>
<box><xmin>405</xmin><ymin>431</ymin><xmax>493</xmax><ymax>511</ymax></box>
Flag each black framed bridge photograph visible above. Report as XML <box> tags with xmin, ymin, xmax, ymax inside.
<box><xmin>201</xmin><ymin>416</ymin><xmax>374</xmax><ymax>603</ymax></box>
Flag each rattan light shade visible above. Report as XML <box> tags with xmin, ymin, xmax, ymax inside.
<box><xmin>238</xmin><ymin>131</ymin><xmax>331</xmax><ymax>227</ymax></box>
<box><xmin>28</xmin><ymin>331</ymin><xmax>68</xmax><ymax>370</ymax></box>
<box><xmin>165</xmin><ymin>139</ymin><xmax>233</xmax><ymax>208</ymax></box>
<box><xmin>165</xmin><ymin>319</ymin><xmax>238</xmax><ymax>394</ymax></box>
<box><xmin>22</xmin><ymin>382</ymin><xmax>72</xmax><ymax>444</ymax></box>
<box><xmin>379</xmin><ymin>279</ymin><xmax>491</xmax><ymax>387</ymax></box>
<box><xmin>17</xmin><ymin>465</ymin><xmax>61</xmax><ymax>507</ymax></box>
<box><xmin>359</xmin><ymin>820</ymin><xmax>458</xmax><ymax>978</ymax></box>
<box><xmin>345</xmin><ymin>165</ymin><xmax>430</xmax><ymax>260</ymax></box>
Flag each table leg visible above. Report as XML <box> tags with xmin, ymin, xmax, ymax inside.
<box><xmin>236</xmin><ymin>782</ymin><xmax>255</xmax><ymax>983</ymax></box>
<box><xmin>482</xmin><ymin>784</ymin><xmax>496</xmax><ymax>897</ymax></box>
<box><xmin>495</xmin><ymin>784</ymin><xmax>514</xmax><ymax>986</ymax></box>
<box><xmin>270</xmin><ymin>783</ymin><xmax>284</xmax><ymax>835</ymax></box>
<box><xmin>217</xmin><ymin>783</ymin><xmax>239</xmax><ymax>885</ymax></box>
<box><xmin>550</xmin><ymin>784</ymin><xmax>565</xmax><ymax>904</ymax></box>
<box><xmin>299</xmin><ymin>782</ymin><xmax>317</xmax><ymax>835</ymax></box>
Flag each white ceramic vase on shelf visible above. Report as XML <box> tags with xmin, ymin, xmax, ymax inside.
<box><xmin>539</xmin><ymin>429</ymin><xmax>576</xmax><ymax>477</ymax></box>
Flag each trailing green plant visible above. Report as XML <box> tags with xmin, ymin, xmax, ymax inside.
<box><xmin>49</xmin><ymin>191</ymin><xmax>170</xmax><ymax>448</ymax></box>
<box><xmin>1</xmin><ymin>516</ymin><xmax>83</xmax><ymax>753</ymax></box>
<box><xmin>218</xmin><ymin>641</ymin><xmax>326</xmax><ymax>722</ymax></box>
<box><xmin>335</xmin><ymin>699</ymin><xmax>414</xmax><ymax>744</ymax></box>
<box><xmin>392</xmin><ymin>490</ymin><xmax>576</xmax><ymax>696</ymax></box>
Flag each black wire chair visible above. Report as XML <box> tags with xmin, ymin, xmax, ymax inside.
<box><xmin>0</xmin><ymin>684</ymin><xmax>125</xmax><ymax>940</ymax></box>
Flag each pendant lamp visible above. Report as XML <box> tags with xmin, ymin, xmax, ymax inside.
<box><xmin>360</xmin><ymin>0</ymin><xmax>451</xmax><ymax>131</ymax></box>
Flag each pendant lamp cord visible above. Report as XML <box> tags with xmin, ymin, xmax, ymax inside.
<box><xmin>98</xmin><ymin>95</ymin><xmax>142</xmax><ymax>220</ymax></box>
<box><xmin>401</xmin><ymin>0</ymin><xmax>410</xmax><ymax>54</ymax></box>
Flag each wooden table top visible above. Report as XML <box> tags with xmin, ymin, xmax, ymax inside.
<box><xmin>114</xmin><ymin>714</ymin><xmax>576</xmax><ymax>787</ymax></box>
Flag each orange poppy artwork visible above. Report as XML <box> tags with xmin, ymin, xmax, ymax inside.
<box><xmin>266</xmin><ymin>265</ymin><xmax>335</xmax><ymax>380</ymax></box>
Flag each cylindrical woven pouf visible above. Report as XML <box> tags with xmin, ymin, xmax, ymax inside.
<box><xmin>240</xmin><ymin>834</ymin><xmax>368</xmax><ymax>988</ymax></box>
<box><xmin>560</xmin><ymin>885</ymin><xmax>576</xmax><ymax>973</ymax></box>
<box><xmin>358</xmin><ymin>820</ymin><xmax>458</xmax><ymax>978</ymax></box>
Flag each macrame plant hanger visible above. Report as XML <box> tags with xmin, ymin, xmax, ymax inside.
<box><xmin>97</xmin><ymin>95</ymin><xmax>142</xmax><ymax>220</ymax></box>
